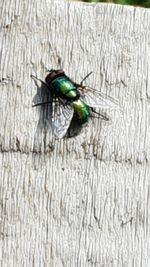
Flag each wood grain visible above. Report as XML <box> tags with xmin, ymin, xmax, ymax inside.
<box><xmin>0</xmin><ymin>1</ymin><xmax>150</xmax><ymax>266</ymax></box>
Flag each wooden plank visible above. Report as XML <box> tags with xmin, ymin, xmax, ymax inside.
<box><xmin>0</xmin><ymin>1</ymin><xmax>150</xmax><ymax>266</ymax></box>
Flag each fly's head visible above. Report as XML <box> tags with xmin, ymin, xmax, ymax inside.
<box><xmin>45</xmin><ymin>69</ymin><xmax>65</xmax><ymax>84</ymax></box>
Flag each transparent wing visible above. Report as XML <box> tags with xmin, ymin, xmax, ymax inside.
<box><xmin>78</xmin><ymin>86</ymin><xmax>120</xmax><ymax>110</ymax></box>
<box><xmin>52</xmin><ymin>100</ymin><xmax>74</xmax><ymax>138</ymax></box>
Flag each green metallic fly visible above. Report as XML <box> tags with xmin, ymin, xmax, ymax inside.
<box><xmin>31</xmin><ymin>69</ymin><xmax>119</xmax><ymax>138</ymax></box>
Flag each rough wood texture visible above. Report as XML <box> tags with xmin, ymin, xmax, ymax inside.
<box><xmin>0</xmin><ymin>1</ymin><xmax>150</xmax><ymax>266</ymax></box>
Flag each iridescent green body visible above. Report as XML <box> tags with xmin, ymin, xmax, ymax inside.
<box><xmin>50</xmin><ymin>76</ymin><xmax>77</xmax><ymax>99</ymax></box>
<box><xmin>72</xmin><ymin>99</ymin><xmax>89</xmax><ymax>123</ymax></box>
<box><xmin>50</xmin><ymin>75</ymin><xmax>90</xmax><ymax>124</ymax></box>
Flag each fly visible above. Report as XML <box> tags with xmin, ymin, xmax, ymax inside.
<box><xmin>31</xmin><ymin>69</ymin><xmax>119</xmax><ymax>138</ymax></box>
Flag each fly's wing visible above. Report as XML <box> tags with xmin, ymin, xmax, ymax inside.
<box><xmin>79</xmin><ymin>86</ymin><xmax>120</xmax><ymax>110</ymax></box>
<box><xmin>52</xmin><ymin>99</ymin><xmax>74</xmax><ymax>138</ymax></box>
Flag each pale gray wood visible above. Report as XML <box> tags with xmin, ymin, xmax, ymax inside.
<box><xmin>0</xmin><ymin>0</ymin><xmax>150</xmax><ymax>266</ymax></box>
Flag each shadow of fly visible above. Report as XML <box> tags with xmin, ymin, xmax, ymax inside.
<box><xmin>31</xmin><ymin>69</ymin><xmax>119</xmax><ymax>138</ymax></box>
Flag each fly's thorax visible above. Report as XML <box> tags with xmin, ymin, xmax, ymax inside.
<box><xmin>50</xmin><ymin>76</ymin><xmax>78</xmax><ymax>100</ymax></box>
<box><xmin>72</xmin><ymin>99</ymin><xmax>90</xmax><ymax>124</ymax></box>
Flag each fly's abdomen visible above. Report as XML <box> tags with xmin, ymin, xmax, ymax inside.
<box><xmin>72</xmin><ymin>99</ymin><xmax>90</xmax><ymax>124</ymax></box>
<box><xmin>50</xmin><ymin>76</ymin><xmax>77</xmax><ymax>99</ymax></box>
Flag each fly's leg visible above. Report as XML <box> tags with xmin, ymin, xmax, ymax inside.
<box><xmin>75</xmin><ymin>71</ymin><xmax>93</xmax><ymax>95</ymax></box>
<box><xmin>32</xmin><ymin>101</ymin><xmax>53</xmax><ymax>107</ymax></box>
<box><xmin>31</xmin><ymin>74</ymin><xmax>55</xmax><ymax>107</ymax></box>
<box><xmin>31</xmin><ymin>75</ymin><xmax>50</xmax><ymax>90</ymax></box>
<box><xmin>32</xmin><ymin>97</ymin><xmax>67</xmax><ymax>109</ymax></box>
<box><xmin>91</xmin><ymin>107</ymin><xmax>109</xmax><ymax>121</ymax></box>
<box><xmin>32</xmin><ymin>98</ymin><xmax>59</xmax><ymax>107</ymax></box>
<box><xmin>80</xmin><ymin>71</ymin><xmax>93</xmax><ymax>85</ymax></box>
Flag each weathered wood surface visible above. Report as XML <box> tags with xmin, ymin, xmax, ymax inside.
<box><xmin>0</xmin><ymin>0</ymin><xmax>150</xmax><ymax>266</ymax></box>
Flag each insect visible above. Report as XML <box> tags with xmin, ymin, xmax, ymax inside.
<box><xmin>31</xmin><ymin>69</ymin><xmax>119</xmax><ymax>138</ymax></box>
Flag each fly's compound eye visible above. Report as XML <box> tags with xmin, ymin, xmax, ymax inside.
<box><xmin>45</xmin><ymin>69</ymin><xmax>65</xmax><ymax>83</ymax></box>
